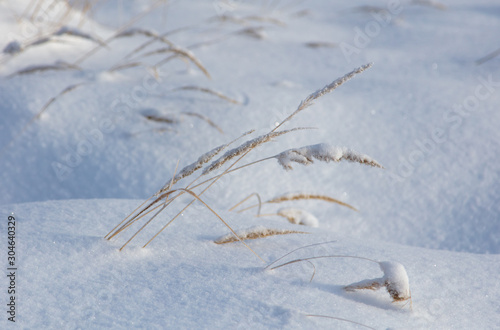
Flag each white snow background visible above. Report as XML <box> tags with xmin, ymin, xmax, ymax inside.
<box><xmin>1</xmin><ymin>0</ymin><xmax>500</xmax><ymax>328</ymax></box>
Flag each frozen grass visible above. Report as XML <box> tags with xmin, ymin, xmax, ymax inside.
<box><xmin>105</xmin><ymin>63</ymin><xmax>379</xmax><ymax>256</ymax></box>
<box><xmin>231</xmin><ymin>192</ymin><xmax>357</xmax><ymax>214</ymax></box>
<box><xmin>2</xmin><ymin>1</ymin><xmax>500</xmax><ymax>328</ymax></box>
<box><xmin>214</xmin><ymin>226</ymin><xmax>308</xmax><ymax>244</ymax></box>
<box><xmin>269</xmin><ymin>253</ymin><xmax>411</xmax><ymax>305</ymax></box>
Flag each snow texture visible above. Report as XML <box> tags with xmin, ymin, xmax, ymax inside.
<box><xmin>1</xmin><ymin>0</ymin><xmax>500</xmax><ymax>328</ymax></box>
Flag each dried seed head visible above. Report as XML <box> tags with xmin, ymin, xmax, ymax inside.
<box><xmin>344</xmin><ymin>261</ymin><xmax>411</xmax><ymax>304</ymax></box>
<box><xmin>379</xmin><ymin>261</ymin><xmax>411</xmax><ymax>302</ymax></box>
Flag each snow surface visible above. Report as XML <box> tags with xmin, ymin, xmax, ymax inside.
<box><xmin>1</xmin><ymin>0</ymin><xmax>500</xmax><ymax>328</ymax></box>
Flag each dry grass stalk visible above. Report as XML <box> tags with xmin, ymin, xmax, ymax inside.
<box><xmin>122</xmin><ymin>188</ymin><xmax>264</xmax><ymax>261</ymax></box>
<box><xmin>149</xmin><ymin>46</ymin><xmax>210</xmax><ymax>79</ymax></box>
<box><xmin>228</xmin><ymin>193</ymin><xmax>262</xmax><ymax>215</ymax></box>
<box><xmin>108</xmin><ymin>62</ymin><xmax>144</xmax><ymax>72</ymax></box>
<box><xmin>232</xmin><ymin>192</ymin><xmax>357</xmax><ymax>215</ymax></box>
<box><xmin>236</xmin><ymin>27</ymin><xmax>267</xmax><ymax>39</ymax></box>
<box><xmin>1</xmin><ymin>82</ymin><xmax>85</xmax><ymax>158</ymax></box>
<box><xmin>476</xmin><ymin>47</ymin><xmax>500</xmax><ymax>65</ymax></box>
<box><xmin>202</xmin><ymin>128</ymin><xmax>308</xmax><ymax>176</ymax></box>
<box><xmin>73</xmin><ymin>0</ymin><xmax>167</xmax><ymax>65</ymax></box>
<box><xmin>267</xmin><ymin>193</ymin><xmax>357</xmax><ymax>211</ymax></box>
<box><xmin>214</xmin><ymin>226</ymin><xmax>308</xmax><ymax>244</ymax></box>
<box><xmin>244</xmin><ymin>15</ymin><xmax>286</xmax><ymax>26</ymax></box>
<box><xmin>173</xmin><ymin>86</ymin><xmax>240</xmax><ymax>104</ymax></box>
<box><xmin>118</xmin><ymin>29</ymin><xmax>180</xmax><ymax>61</ymax></box>
<box><xmin>213</xmin><ymin>14</ymin><xmax>286</xmax><ymax>27</ymax></box>
<box><xmin>143</xmin><ymin>114</ymin><xmax>178</xmax><ymax>124</ymax></box>
<box><xmin>410</xmin><ymin>0</ymin><xmax>447</xmax><ymax>10</ymax></box>
<box><xmin>304</xmin><ymin>41</ymin><xmax>337</xmax><ymax>49</ymax></box>
<box><xmin>107</xmin><ymin>64</ymin><xmax>373</xmax><ymax>253</ymax></box>
<box><xmin>8</xmin><ymin>61</ymin><xmax>81</xmax><ymax>78</ymax></box>
<box><xmin>162</xmin><ymin>144</ymin><xmax>227</xmax><ymax>190</ymax></box>
<box><xmin>114</xmin><ymin>28</ymin><xmax>174</xmax><ymax>47</ymax></box>
<box><xmin>183</xmin><ymin>112</ymin><xmax>224</xmax><ymax>134</ymax></box>
<box><xmin>352</xmin><ymin>6</ymin><xmax>387</xmax><ymax>14</ymax></box>
<box><xmin>4</xmin><ymin>20</ymin><xmax>104</xmax><ymax>60</ymax></box>
<box><xmin>275</xmin><ymin>143</ymin><xmax>383</xmax><ymax>170</ymax></box>
<box><xmin>272</xmin><ymin>63</ymin><xmax>372</xmax><ymax>134</ymax></box>
<box><xmin>54</xmin><ymin>26</ymin><xmax>106</xmax><ymax>46</ymax></box>
<box><xmin>159</xmin><ymin>130</ymin><xmax>255</xmax><ymax>193</ymax></box>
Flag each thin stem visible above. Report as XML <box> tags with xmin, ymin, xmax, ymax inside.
<box><xmin>105</xmin><ymin>194</ymin><xmax>155</xmax><ymax>239</ymax></box>
<box><xmin>229</xmin><ymin>192</ymin><xmax>262</xmax><ymax>216</ymax></box>
<box><xmin>270</xmin><ymin>255</ymin><xmax>379</xmax><ymax>271</ymax></box>
<box><xmin>119</xmin><ymin>204</ymin><xmax>168</xmax><ymax>251</ymax></box>
<box><xmin>264</xmin><ymin>240</ymin><xmax>337</xmax><ymax>270</ymax></box>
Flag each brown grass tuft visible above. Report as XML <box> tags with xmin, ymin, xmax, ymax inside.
<box><xmin>106</xmin><ymin>64</ymin><xmax>374</xmax><ymax>256</ymax></box>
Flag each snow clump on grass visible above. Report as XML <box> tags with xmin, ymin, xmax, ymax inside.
<box><xmin>276</xmin><ymin>143</ymin><xmax>383</xmax><ymax>170</ymax></box>
<box><xmin>345</xmin><ymin>261</ymin><xmax>411</xmax><ymax>303</ymax></box>
<box><xmin>277</xmin><ymin>208</ymin><xmax>319</xmax><ymax>227</ymax></box>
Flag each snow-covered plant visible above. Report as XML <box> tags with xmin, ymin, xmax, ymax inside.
<box><xmin>344</xmin><ymin>261</ymin><xmax>411</xmax><ymax>303</ymax></box>
<box><xmin>276</xmin><ymin>208</ymin><xmax>319</xmax><ymax>227</ymax></box>
<box><xmin>105</xmin><ymin>63</ymin><xmax>379</xmax><ymax>259</ymax></box>
<box><xmin>268</xmin><ymin>254</ymin><xmax>412</xmax><ymax>306</ymax></box>
<box><xmin>276</xmin><ymin>144</ymin><xmax>383</xmax><ymax>170</ymax></box>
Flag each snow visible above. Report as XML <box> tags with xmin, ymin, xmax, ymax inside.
<box><xmin>346</xmin><ymin>260</ymin><xmax>411</xmax><ymax>303</ymax></box>
<box><xmin>378</xmin><ymin>261</ymin><xmax>411</xmax><ymax>302</ymax></box>
<box><xmin>277</xmin><ymin>207</ymin><xmax>319</xmax><ymax>227</ymax></box>
<box><xmin>1</xmin><ymin>0</ymin><xmax>500</xmax><ymax>328</ymax></box>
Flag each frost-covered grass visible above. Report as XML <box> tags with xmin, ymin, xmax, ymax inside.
<box><xmin>1</xmin><ymin>0</ymin><xmax>500</xmax><ymax>328</ymax></box>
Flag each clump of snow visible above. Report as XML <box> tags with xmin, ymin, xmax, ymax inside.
<box><xmin>345</xmin><ymin>261</ymin><xmax>411</xmax><ymax>303</ymax></box>
<box><xmin>275</xmin><ymin>143</ymin><xmax>383</xmax><ymax>170</ymax></box>
<box><xmin>379</xmin><ymin>261</ymin><xmax>411</xmax><ymax>302</ymax></box>
<box><xmin>277</xmin><ymin>207</ymin><xmax>319</xmax><ymax>227</ymax></box>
